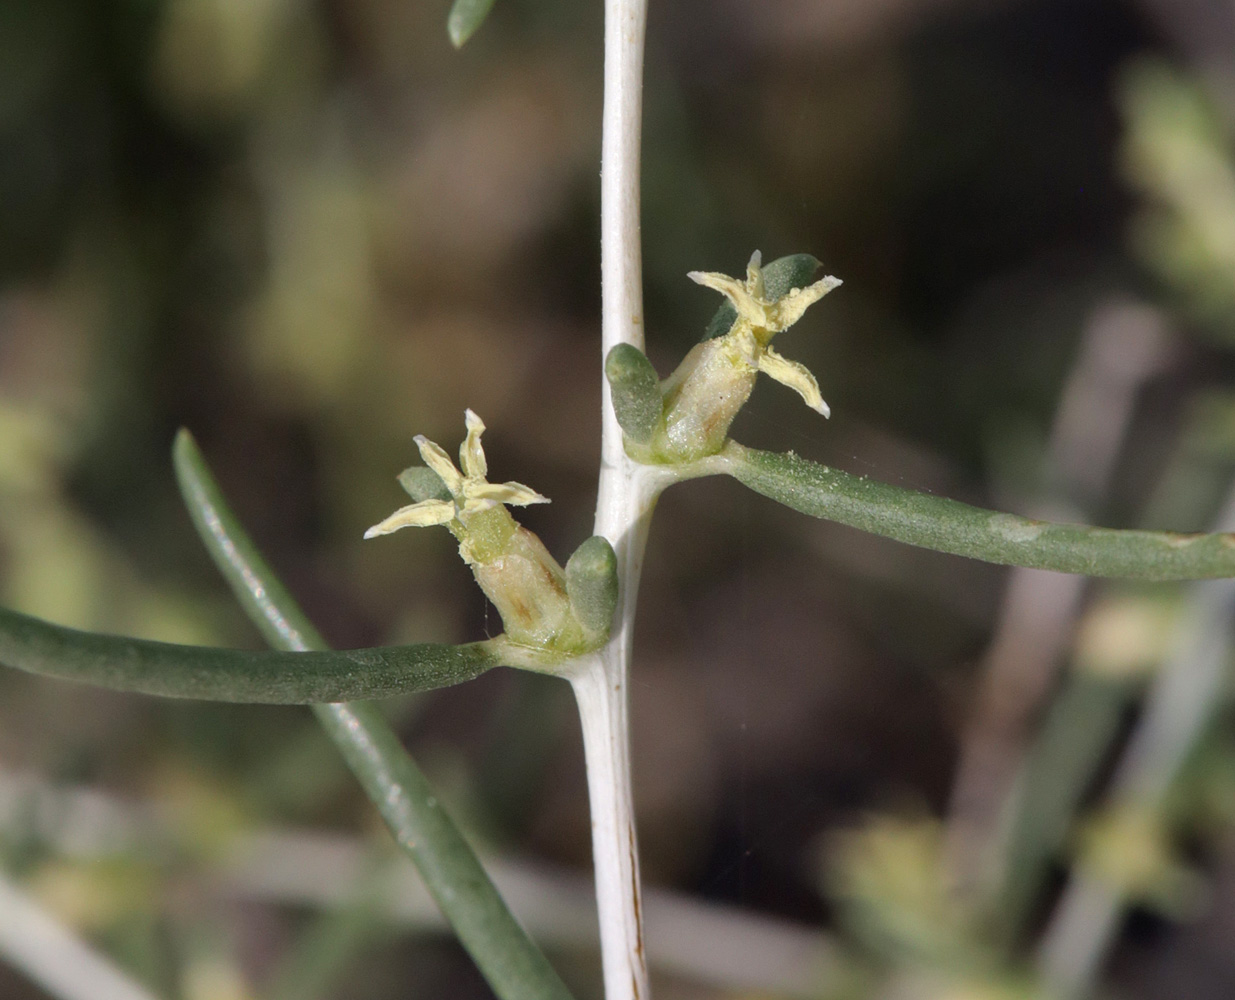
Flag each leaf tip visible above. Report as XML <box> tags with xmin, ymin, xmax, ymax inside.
<box><xmin>447</xmin><ymin>0</ymin><xmax>496</xmax><ymax>48</ymax></box>
<box><xmin>172</xmin><ymin>426</ymin><xmax>197</xmax><ymax>460</ymax></box>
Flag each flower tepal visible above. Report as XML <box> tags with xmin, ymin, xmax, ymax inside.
<box><xmin>364</xmin><ymin>410</ymin><xmax>548</xmax><ymax>541</ymax></box>
<box><xmin>687</xmin><ymin>251</ymin><xmax>841</xmax><ymax>417</ymax></box>
<box><xmin>646</xmin><ymin>251</ymin><xmax>841</xmax><ymax>462</ymax></box>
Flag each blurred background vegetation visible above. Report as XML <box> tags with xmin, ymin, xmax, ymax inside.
<box><xmin>5</xmin><ymin>0</ymin><xmax>1235</xmax><ymax>997</ymax></box>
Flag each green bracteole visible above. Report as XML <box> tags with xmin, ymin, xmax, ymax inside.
<box><xmin>174</xmin><ymin>428</ymin><xmax>578</xmax><ymax>1000</ymax></box>
<box><xmin>604</xmin><ymin>343</ymin><xmax>662</xmax><ymax>445</ymax></box>
<box><xmin>701</xmin><ymin>253</ymin><xmax>824</xmax><ymax>341</ymax></box>
<box><xmin>565</xmin><ymin>534</ymin><xmax>620</xmax><ymax>643</ymax></box>
<box><xmin>721</xmin><ymin>443</ymin><xmax>1235</xmax><ymax>580</ymax></box>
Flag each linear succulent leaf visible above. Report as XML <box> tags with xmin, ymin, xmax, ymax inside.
<box><xmin>0</xmin><ymin>605</ymin><xmax>496</xmax><ymax>703</ymax></box>
<box><xmin>994</xmin><ymin>673</ymin><xmax>1137</xmax><ymax>938</ymax></box>
<box><xmin>726</xmin><ymin>443</ymin><xmax>1235</xmax><ymax>580</ymax></box>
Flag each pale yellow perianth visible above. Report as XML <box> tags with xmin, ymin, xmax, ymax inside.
<box><xmin>363</xmin><ymin>409</ymin><xmax>549</xmax><ymax>538</ymax></box>
<box><xmin>687</xmin><ymin>250</ymin><xmax>841</xmax><ymax>417</ymax></box>
<box><xmin>364</xmin><ymin>410</ymin><xmax>576</xmax><ymax>649</ymax></box>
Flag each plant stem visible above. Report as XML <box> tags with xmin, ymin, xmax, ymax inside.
<box><xmin>585</xmin><ymin>0</ymin><xmax>651</xmax><ymax>996</ymax></box>
<box><xmin>599</xmin><ymin>0</ymin><xmax>647</xmax><ymax>373</ymax></box>
<box><xmin>570</xmin><ymin>655</ymin><xmax>647</xmax><ymax>1000</ymax></box>
<box><xmin>578</xmin><ymin>462</ymin><xmax>669</xmax><ymax>1000</ymax></box>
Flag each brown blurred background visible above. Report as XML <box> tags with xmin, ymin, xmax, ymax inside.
<box><xmin>5</xmin><ymin>0</ymin><xmax>1235</xmax><ymax>997</ymax></box>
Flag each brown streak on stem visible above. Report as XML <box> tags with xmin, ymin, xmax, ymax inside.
<box><xmin>629</xmin><ymin>820</ymin><xmax>646</xmax><ymax>980</ymax></box>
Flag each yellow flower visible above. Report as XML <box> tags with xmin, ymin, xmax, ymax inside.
<box><xmin>687</xmin><ymin>250</ymin><xmax>841</xmax><ymax>417</ymax></box>
<box><xmin>364</xmin><ymin>409</ymin><xmax>548</xmax><ymax>538</ymax></box>
<box><xmin>366</xmin><ymin>411</ymin><xmax>582</xmax><ymax>650</ymax></box>
<box><xmin>650</xmin><ymin>251</ymin><xmax>840</xmax><ymax>461</ymax></box>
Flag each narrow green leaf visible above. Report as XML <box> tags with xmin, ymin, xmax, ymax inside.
<box><xmin>313</xmin><ymin>703</ymin><xmax>579</xmax><ymax>1000</ymax></box>
<box><xmin>0</xmin><ymin>605</ymin><xmax>495</xmax><ymax>703</ymax></box>
<box><xmin>174</xmin><ymin>428</ymin><xmax>330</xmax><ymax>652</ymax></box>
<box><xmin>702</xmin><ymin>253</ymin><xmax>822</xmax><ymax>340</ymax></box>
<box><xmin>173</xmin><ymin>429</ymin><xmax>577</xmax><ymax>1000</ymax></box>
<box><xmin>448</xmin><ymin>0</ymin><xmax>497</xmax><ymax>48</ymax></box>
<box><xmin>565</xmin><ymin>535</ymin><xmax>619</xmax><ymax>641</ymax></box>
<box><xmin>726</xmin><ymin>443</ymin><xmax>1235</xmax><ymax>579</ymax></box>
<box><xmin>992</xmin><ymin>674</ymin><xmax>1136</xmax><ymax>938</ymax></box>
<box><xmin>605</xmin><ymin>343</ymin><xmax>663</xmax><ymax>443</ymax></box>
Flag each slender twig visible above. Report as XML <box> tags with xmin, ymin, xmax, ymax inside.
<box><xmin>0</xmin><ymin>771</ymin><xmax>843</xmax><ymax>999</ymax></box>
<box><xmin>947</xmin><ymin>300</ymin><xmax>1169</xmax><ymax>892</ymax></box>
<box><xmin>581</xmin><ymin>0</ymin><xmax>653</xmax><ymax>997</ymax></box>
<box><xmin>1037</xmin><ymin>486</ymin><xmax>1235</xmax><ymax>997</ymax></box>
<box><xmin>0</xmin><ymin>872</ymin><xmax>161</xmax><ymax>1000</ymax></box>
<box><xmin>222</xmin><ymin>829</ymin><xmax>844</xmax><ymax>999</ymax></box>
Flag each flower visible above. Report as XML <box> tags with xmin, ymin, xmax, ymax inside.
<box><xmin>364</xmin><ymin>409</ymin><xmax>548</xmax><ymax>541</ymax></box>
<box><xmin>365</xmin><ymin>411</ymin><xmax>579</xmax><ymax>650</ymax></box>
<box><xmin>687</xmin><ymin>250</ymin><xmax>841</xmax><ymax>417</ymax></box>
<box><xmin>650</xmin><ymin>251</ymin><xmax>841</xmax><ymax>462</ymax></box>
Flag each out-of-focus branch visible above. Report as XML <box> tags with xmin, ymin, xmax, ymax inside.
<box><xmin>0</xmin><ymin>871</ymin><xmax>161</xmax><ymax>1000</ymax></box>
<box><xmin>945</xmin><ymin>300</ymin><xmax>1171</xmax><ymax>892</ymax></box>
<box><xmin>1037</xmin><ymin>485</ymin><xmax>1235</xmax><ymax>997</ymax></box>
<box><xmin>0</xmin><ymin>774</ymin><xmax>842</xmax><ymax>999</ymax></box>
<box><xmin>222</xmin><ymin>830</ymin><xmax>843</xmax><ymax>1000</ymax></box>
<box><xmin>1133</xmin><ymin>0</ymin><xmax>1235</xmax><ymax>118</ymax></box>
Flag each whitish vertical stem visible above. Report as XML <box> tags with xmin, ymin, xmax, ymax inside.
<box><xmin>570</xmin><ymin>645</ymin><xmax>647</xmax><ymax>1000</ymax></box>
<box><xmin>0</xmin><ymin>872</ymin><xmax>161</xmax><ymax>1000</ymax></box>
<box><xmin>599</xmin><ymin>0</ymin><xmax>647</xmax><ymax>375</ymax></box>
<box><xmin>579</xmin><ymin>0</ymin><xmax>651</xmax><ymax>996</ymax></box>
